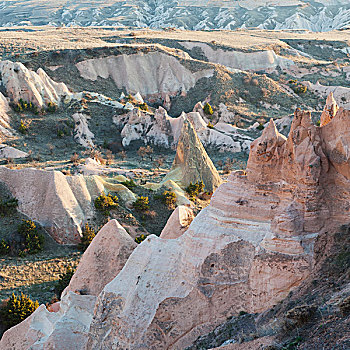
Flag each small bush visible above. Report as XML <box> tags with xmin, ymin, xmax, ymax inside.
<box><xmin>186</xmin><ymin>181</ymin><xmax>205</xmax><ymax>199</ymax></box>
<box><xmin>18</xmin><ymin>220</ymin><xmax>44</xmax><ymax>255</ymax></box>
<box><xmin>207</xmin><ymin>122</ymin><xmax>214</xmax><ymax>129</ymax></box>
<box><xmin>79</xmin><ymin>223</ymin><xmax>96</xmax><ymax>251</ymax></box>
<box><xmin>257</xmin><ymin>123</ymin><xmax>264</xmax><ymax>131</ymax></box>
<box><xmin>70</xmin><ymin>153</ymin><xmax>80</xmax><ymax>165</ymax></box>
<box><xmin>157</xmin><ymin>191</ymin><xmax>176</xmax><ymax>209</ymax></box>
<box><xmin>203</xmin><ymin>102</ymin><xmax>213</xmax><ymax>115</ymax></box>
<box><xmin>13</xmin><ymin>99</ymin><xmax>38</xmax><ymax>114</ymax></box>
<box><xmin>121</xmin><ymin>179</ymin><xmax>137</xmax><ymax>190</ymax></box>
<box><xmin>55</xmin><ymin>266</ymin><xmax>75</xmax><ymax>298</ymax></box>
<box><xmin>19</xmin><ymin>119</ymin><xmax>31</xmax><ymax>134</ymax></box>
<box><xmin>94</xmin><ymin>193</ymin><xmax>119</xmax><ymax>215</ymax></box>
<box><xmin>0</xmin><ymin>239</ymin><xmax>10</xmax><ymax>256</ymax></box>
<box><xmin>46</xmin><ymin>102</ymin><xmax>57</xmax><ymax>113</ymax></box>
<box><xmin>135</xmin><ymin>234</ymin><xmax>147</xmax><ymax>244</ymax></box>
<box><xmin>1</xmin><ymin>293</ymin><xmax>39</xmax><ymax>329</ymax></box>
<box><xmin>0</xmin><ymin>197</ymin><xmax>18</xmax><ymax>216</ymax></box>
<box><xmin>137</xmin><ymin>145</ymin><xmax>153</xmax><ymax>161</ymax></box>
<box><xmin>133</xmin><ymin>196</ymin><xmax>150</xmax><ymax>212</ymax></box>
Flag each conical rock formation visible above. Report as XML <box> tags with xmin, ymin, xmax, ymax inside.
<box><xmin>64</xmin><ymin>220</ymin><xmax>137</xmax><ymax>296</ymax></box>
<box><xmin>165</xmin><ymin>119</ymin><xmax>222</xmax><ymax>192</ymax></box>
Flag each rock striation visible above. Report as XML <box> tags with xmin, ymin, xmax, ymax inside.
<box><xmin>4</xmin><ymin>104</ymin><xmax>350</xmax><ymax>349</ymax></box>
<box><xmin>0</xmin><ymin>60</ymin><xmax>72</xmax><ymax>108</ymax></box>
<box><xmin>164</xmin><ymin>119</ymin><xmax>222</xmax><ymax>192</ymax></box>
<box><xmin>0</xmin><ymin>167</ymin><xmax>104</xmax><ymax>244</ymax></box>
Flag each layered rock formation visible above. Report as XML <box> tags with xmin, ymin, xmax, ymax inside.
<box><xmin>0</xmin><ymin>61</ymin><xmax>71</xmax><ymax>107</ymax></box>
<box><xmin>4</xmin><ymin>104</ymin><xmax>350</xmax><ymax>349</ymax></box>
<box><xmin>164</xmin><ymin>119</ymin><xmax>222</xmax><ymax>192</ymax></box>
<box><xmin>0</xmin><ymin>167</ymin><xmax>104</xmax><ymax>244</ymax></box>
<box><xmin>114</xmin><ymin>105</ymin><xmax>252</xmax><ymax>153</ymax></box>
<box><xmin>65</xmin><ymin>220</ymin><xmax>137</xmax><ymax>296</ymax></box>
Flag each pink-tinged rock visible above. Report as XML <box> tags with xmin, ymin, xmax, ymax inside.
<box><xmin>64</xmin><ymin>219</ymin><xmax>137</xmax><ymax>296</ymax></box>
<box><xmin>0</xmin><ymin>167</ymin><xmax>104</xmax><ymax>244</ymax></box>
<box><xmin>160</xmin><ymin>205</ymin><xmax>194</xmax><ymax>239</ymax></box>
<box><xmin>47</xmin><ymin>302</ymin><xmax>61</xmax><ymax>313</ymax></box>
<box><xmin>320</xmin><ymin>92</ymin><xmax>339</xmax><ymax>127</ymax></box>
<box><xmin>0</xmin><ymin>60</ymin><xmax>71</xmax><ymax>107</ymax></box>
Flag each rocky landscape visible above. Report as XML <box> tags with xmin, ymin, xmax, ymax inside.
<box><xmin>0</xmin><ymin>18</ymin><xmax>349</xmax><ymax>350</ymax></box>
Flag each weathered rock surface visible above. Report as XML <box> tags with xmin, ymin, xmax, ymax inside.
<box><xmin>75</xmin><ymin>51</ymin><xmax>213</xmax><ymax>97</ymax></box>
<box><xmin>160</xmin><ymin>205</ymin><xmax>194</xmax><ymax>239</ymax></box>
<box><xmin>65</xmin><ymin>220</ymin><xmax>137</xmax><ymax>296</ymax></box>
<box><xmin>114</xmin><ymin>105</ymin><xmax>253</xmax><ymax>153</ymax></box>
<box><xmin>164</xmin><ymin>119</ymin><xmax>222</xmax><ymax>192</ymax></box>
<box><xmin>0</xmin><ymin>167</ymin><xmax>104</xmax><ymax>244</ymax></box>
<box><xmin>0</xmin><ymin>92</ymin><xmax>12</xmax><ymax>139</ymax></box>
<box><xmin>0</xmin><ymin>60</ymin><xmax>71</xmax><ymax>107</ymax></box>
<box><xmin>0</xmin><ymin>144</ymin><xmax>28</xmax><ymax>158</ymax></box>
<box><xmin>72</xmin><ymin>112</ymin><xmax>94</xmax><ymax>148</ymax></box>
<box><xmin>320</xmin><ymin>92</ymin><xmax>339</xmax><ymax>127</ymax></box>
<box><xmin>5</xmin><ymin>104</ymin><xmax>350</xmax><ymax>350</ymax></box>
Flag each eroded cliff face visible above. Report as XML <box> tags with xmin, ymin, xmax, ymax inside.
<box><xmin>3</xmin><ymin>105</ymin><xmax>350</xmax><ymax>350</ymax></box>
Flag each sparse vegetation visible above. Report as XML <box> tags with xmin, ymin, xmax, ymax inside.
<box><xmin>94</xmin><ymin>193</ymin><xmax>119</xmax><ymax>215</ymax></box>
<box><xmin>0</xmin><ymin>293</ymin><xmax>39</xmax><ymax>329</ymax></box>
<box><xmin>137</xmin><ymin>145</ymin><xmax>154</xmax><ymax>161</ymax></box>
<box><xmin>203</xmin><ymin>102</ymin><xmax>213</xmax><ymax>115</ymax></box>
<box><xmin>135</xmin><ymin>234</ymin><xmax>147</xmax><ymax>244</ymax></box>
<box><xmin>186</xmin><ymin>181</ymin><xmax>205</xmax><ymax>199</ymax></box>
<box><xmin>139</xmin><ymin>102</ymin><xmax>149</xmax><ymax>111</ymax></box>
<box><xmin>156</xmin><ymin>190</ymin><xmax>177</xmax><ymax>209</ymax></box>
<box><xmin>0</xmin><ymin>239</ymin><xmax>10</xmax><ymax>256</ymax></box>
<box><xmin>0</xmin><ymin>196</ymin><xmax>18</xmax><ymax>216</ymax></box>
<box><xmin>133</xmin><ymin>196</ymin><xmax>150</xmax><ymax>212</ymax></box>
<box><xmin>153</xmin><ymin>156</ymin><xmax>165</xmax><ymax>170</ymax></box>
<box><xmin>78</xmin><ymin>223</ymin><xmax>96</xmax><ymax>251</ymax></box>
<box><xmin>207</xmin><ymin>122</ymin><xmax>214</xmax><ymax>129</ymax></box>
<box><xmin>18</xmin><ymin>119</ymin><xmax>31</xmax><ymax>134</ymax></box>
<box><xmin>18</xmin><ymin>219</ymin><xmax>44</xmax><ymax>255</ymax></box>
<box><xmin>13</xmin><ymin>99</ymin><xmax>38</xmax><ymax>114</ymax></box>
<box><xmin>55</xmin><ymin>266</ymin><xmax>75</xmax><ymax>298</ymax></box>
<box><xmin>121</xmin><ymin>179</ymin><xmax>137</xmax><ymax>190</ymax></box>
<box><xmin>46</xmin><ymin>102</ymin><xmax>57</xmax><ymax>113</ymax></box>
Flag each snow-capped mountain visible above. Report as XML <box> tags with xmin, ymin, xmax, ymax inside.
<box><xmin>0</xmin><ymin>0</ymin><xmax>350</xmax><ymax>31</ymax></box>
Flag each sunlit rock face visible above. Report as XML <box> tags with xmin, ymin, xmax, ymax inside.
<box><xmin>3</xmin><ymin>104</ymin><xmax>350</xmax><ymax>350</ymax></box>
<box><xmin>0</xmin><ymin>60</ymin><xmax>71</xmax><ymax>108</ymax></box>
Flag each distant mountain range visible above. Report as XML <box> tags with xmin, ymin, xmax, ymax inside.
<box><xmin>0</xmin><ymin>0</ymin><xmax>350</xmax><ymax>31</ymax></box>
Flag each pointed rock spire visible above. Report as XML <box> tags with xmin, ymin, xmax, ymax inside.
<box><xmin>166</xmin><ymin>119</ymin><xmax>222</xmax><ymax>192</ymax></box>
<box><xmin>320</xmin><ymin>92</ymin><xmax>339</xmax><ymax>127</ymax></box>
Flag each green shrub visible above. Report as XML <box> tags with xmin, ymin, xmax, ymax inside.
<box><xmin>0</xmin><ymin>197</ymin><xmax>18</xmax><ymax>216</ymax></box>
<box><xmin>1</xmin><ymin>293</ymin><xmax>39</xmax><ymax>328</ymax></box>
<box><xmin>79</xmin><ymin>223</ymin><xmax>96</xmax><ymax>251</ymax></box>
<box><xmin>55</xmin><ymin>266</ymin><xmax>75</xmax><ymax>298</ymax></box>
<box><xmin>13</xmin><ymin>99</ymin><xmax>38</xmax><ymax>114</ymax></box>
<box><xmin>207</xmin><ymin>122</ymin><xmax>214</xmax><ymax>129</ymax></box>
<box><xmin>185</xmin><ymin>181</ymin><xmax>205</xmax><ymax>198</ymax></box>
<box><xmin>0</xmin><ymin>239</ymin><xmax>10</xmax><ymax>256</ymax></box>
<box><xmin>121</xmin><ymin>179</ymin><xmax>137</xmax><ymax>190</ymax></box>
<box><xmin>46</xmin><ymin>102</ymin><xmax>57</xmax><ymax>113</ymax></box>
<box><xmin>18</xmin><ymin>220</ymin><xmax>44</xmax><ymax>255</ymax></box>
<box><xmin>203</xmin><ymin>102</ymin><xmax>213</xmax><ymax>115</ymax></box>
<box><xmin>257</xmin><ymin>123</ymin><xmax>264</xmax><ymax>131</ymax></box>
<box><xmin>94</xmin><ymin>193</ymin><xmax>119</xmax><ymax>215</ymax></box>
<box><xmin>135</xmin><ymin>234</ymin><xmax>147</xmax><ymax>244</ymax></box>
<box><xmin>158</xmin><ymin>191</ymin><xmax>176</xmax><ymax>209</ymax></box>
<box><xmin>132</xmin><ymin>196</ymin><xmax>150</xmax><ymax>211</ymax></box>
<box><xmin>19</xmin><ymin>119</ymin><xmax>31</xmax><ymax>134</ymax></box>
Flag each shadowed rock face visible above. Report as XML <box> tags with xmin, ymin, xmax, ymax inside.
<box><xmin>3</xmin><ymin>105</ymin><xmax>350</xmax><ymax>350</ymax></box>
<box><xmin>165</xmin><ymin>119</ymin><xmax>222</xmax><ymax>192</ymax></box>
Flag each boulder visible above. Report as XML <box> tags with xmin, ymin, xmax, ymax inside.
<box><xmin>64</xmin><ymin>220</ymin><xmax>136</xmax><ymax>296</ymax></box>
<box><xmin>0</xmin><ymin>60</ymin><xmax>71</xmax><ymax>108</ymax></box>
<box><xmin>0</xmin><ymin>144</ymin><xmax>28</xmax><ymax>158</ymax></box>
<box><xmin>160</xmin><ymin>205</ymin><xmax>194</xmax><ymax>239</ymax></box>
